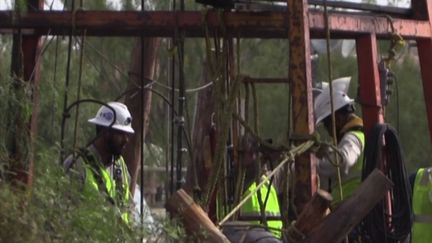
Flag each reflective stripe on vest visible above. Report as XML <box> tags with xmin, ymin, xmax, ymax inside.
<box><xmin>240</xmin><ymin>181</ymin><xmax>283</xmax><ymax>238</ymax></box>
<box><xmin>331</xmin><ymin>130</ymin><xmax>365</xmax><ymax>205</ymax></box>
<box><xmin>412</xmin><ymin>167</ymin><xmax>432</xmax><ymax>243</ymax></box>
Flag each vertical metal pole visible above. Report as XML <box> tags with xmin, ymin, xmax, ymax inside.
<box><xmin>176</xmin><ymin>0</ymin><xmax>186</xmax><ymax>190</ymax></box>
<box><xmin>169</xmin><ymin>0</ymin><xmax>177</xmax><ymax>196</ymax></box>
<box><xmin>139</xmin><ymin>0</ymin><xmax>145</xmax><ymax>226</ymax></box>
<box><xmin>287</xmin><ymin>0</ymin><xmax>317</xmax><ymax>214</ymax></box>
<box><xmin>356</xmin><ymin>33</ymin><xmax>391</xmax><ymax>231</ymax></box>
<box><xmin>356</xmin><ymin>34</ymin><xmax>384</xmax><ymax>136</ymax></box>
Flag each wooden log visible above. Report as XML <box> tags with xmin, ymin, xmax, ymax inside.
<box><xmin>287</xmin><ymin>189</ymin><xmax>332</xmax><ymax>241</ymax></box>
<box><xmin>165</xmin><ymin>189</ymin><xmax>230</xmax><ymax>243</ymax></box>
<box><xmin>123</xmin><ymin>37</ymin><xmax>160</xmax><ymax>195</ymax></box>
<box><xmin>303</xmin><ymin>169</ymin><xmax>393</xmax><ymax>243</ymax></box>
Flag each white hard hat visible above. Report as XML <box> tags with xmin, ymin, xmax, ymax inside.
<box><xmin>314</xmin><ymin>77</ymin><xmax>354</xmax><ymax>125</ymax></box>
<box><xmin>88</xmin><ymin>102</ymin><xmax>135</xmax><ymax>134</ymax></box>
<box><xmin>315</xmin><ymin>76</ymin><xmax>351</xmax><ymax>94</ymax></box>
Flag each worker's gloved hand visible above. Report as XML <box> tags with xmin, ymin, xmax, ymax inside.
<box><xmin>315</xmin><ymin>144</ymin><xmax>332</xmax><ymax>159</ymax></box>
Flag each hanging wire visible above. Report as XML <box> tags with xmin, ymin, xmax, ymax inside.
<box><xmin>59</xmin><ymin>1</ymin><xmax>76</xmax><ymax>162</ymax></box>
<box><xmin>153</xmin><ymin>80</ymin><xmax>213</xmax><ymax>93</ymax></box>
<box><xmin>139</xmin><ymin>0</ymin><xmax>147</xmax><ymax>229</ymax></box>
<box><xmin>285</xmin><ymin>38</ymin><xmax>293</xmax><ymax>231</ymax></box>
<box><xmin>323</xmin><ymin>2</ymin><xmax>350</xmax><ymax>242</ymax></box>
<box><xmin>169</xmin><ymin>0</ymin><xmax>177</xmax><ymax>197</ymax></box>
<box><xmin>164</xmin><ymin>33</ymin><xmax>172</xmax><ymax>217</ymax></box>
<box><xmin>50</xmin><ymin>36</ymin><xmax>60</xmax><ymax>140</ymax></box>
<box><xmin>71</xmin><ymin>31</ymin><xmax>87</xmax><ymax>162</ymax></box>
<box><xmin>26</xmin><ymin>32</ymin><xmax>55</xmax><ymax>82</ymax></box>
<box><xmin>233</xmin><ymin>36</ymin><xmax>246</xmax><ymax>214</ymax></box>
<box><xmin>323</xmin><ymin>0</ymin><xmax>345</xmax><ymax>204</ymax></box>
<box><xmin>175</xmin><ymin>0</ymin><xmax>186</xmax><ymax>191</ymax></box>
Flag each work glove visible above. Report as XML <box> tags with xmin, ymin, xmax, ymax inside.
<box><xmin>314</xmin><ymin>143</ymin><xmax>333</xmax><ymax>159</ymax></box>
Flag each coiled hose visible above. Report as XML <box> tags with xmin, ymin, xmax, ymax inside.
<box><xmin>361</xmin><ymin>123</ymin><xmax>412</xmax><ymax>243</ymax></box>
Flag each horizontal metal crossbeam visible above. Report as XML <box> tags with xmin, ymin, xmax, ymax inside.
<box><xmin>0</xmin><ymin>10</ymin><xmax>430</xmax><ymax>39</ymax></box>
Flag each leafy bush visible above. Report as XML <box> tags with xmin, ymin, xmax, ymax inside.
<box><xmin>0</xmin><ymin>144</ymin><xmax>191</xmax><ymax>242</ymax></box>
<box><xmin>0</xmin><ymin>145</ymin><xmax>144</xmax><ymax>242</ymax></box>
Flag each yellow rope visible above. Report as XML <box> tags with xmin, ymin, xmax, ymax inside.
<box><xmin>323</xmin><ymin>0</ymin><xmax>345</xmax><ymax>205</ymax></box>
<box><xmin>218</xmin><ymin>140</ymin><xmax>315</xmax><ymax>226</ymax></box>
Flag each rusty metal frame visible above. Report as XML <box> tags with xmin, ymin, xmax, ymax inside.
<box><xmin>0</xmin><ymin>10</ymin><xmax>431</xmax><ymax>38</ymax></box>
<box><xmin>287</xmin><ymin>0</ymin><xmax>316</xmax><ymax>214</ymax></box>
<box><xmin>7</xmin><ymin>0</ymin><xmax>43</xmax><ymax>187</ymax></box>
<box><xmin>2</xmin><ymin>0</ymin><xmax>432</xmax><ymax>213</ymax></box>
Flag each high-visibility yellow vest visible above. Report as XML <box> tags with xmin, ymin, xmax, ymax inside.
<box><xmin>240</xmin><ymin>180</ymin><xmax>283</xmax><ymax>238</ymax></box>
<box><xmin>331</xmin><ymin>130</ymin><xmax>365</xmax><ymax>205</ymax></box>
<box><xmin>411</xmin><ymin>167</ymin><xmax>432</xmax><ymax>243</ymax></box>
<box><xmin>83</xmin><ymin>154</ymin><xmax>131</xmax><ymax>224</ymax></box>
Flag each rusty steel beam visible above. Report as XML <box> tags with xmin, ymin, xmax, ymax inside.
<box><xmin>21</xmin><ymin>0</ymin><xmax>44</xmax><ymax>187</ymax></box>
<box><xmin>309</xmin><ymin>11</ymin><xmax>431</xmax><ymax>39</ymax></box>
<box><xmin>308</xmin><ymin>0</ymin><xmax>411</xmax><ymax>16</ymax></box>
<box><xmin>288</xmin><ymin>0</ymin><xmax>317</xmax><ymax>214</ymax></box>
<box><xmin>0</xmin><ymin>10</ymin><xmax>431</xmax><ymax>39</ymax></box>
<box><xmin>8</xmin><ymin>0</ymin><xmax>43</xmax><ymax>188</ymax></box>
<box><xmin>356</xmin><ymin>34</ymin><xmax>384</xmax><ymax>137</ymax></box>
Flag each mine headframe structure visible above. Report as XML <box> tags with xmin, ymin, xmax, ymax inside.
<box><xmin>1</xmin><ymin>0</ymin><xmax>432</xmax><ymax>214</ymax></box>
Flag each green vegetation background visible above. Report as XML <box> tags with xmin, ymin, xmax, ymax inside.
<box><xmin>0</xmin><ymin>0</ymin><xmax>429</xmax><ymax>241</ymax></box>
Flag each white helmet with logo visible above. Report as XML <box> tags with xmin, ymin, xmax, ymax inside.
<box><xmin>88</xmin><ymin>102</ymin><xmax>135</xmax><ymax>134</ymax></box>
<box><xmin>314</xmin><ymin>77</ymin><xmax>354</xmax><ymax>125</ymax></box>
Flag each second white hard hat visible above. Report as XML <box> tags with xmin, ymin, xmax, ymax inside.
<box><xmin>314</xmin><ymin>77</ymin><xmax>354</xmax><ymax>125</ymax></box>
<box><xmin>88</xmin><ymin>102</ymin><xmax>135</xmax><ymax>134</ymax></box>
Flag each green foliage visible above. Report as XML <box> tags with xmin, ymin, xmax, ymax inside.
<box><xmin>0</xmin><ymin>144</ymin><xmax>187</xmax><ymax>242</ymax></box>
<box><xmin>0</xmin><ymin>32</ymin><xmax>187</xmax><ymax>241</ymax></box>
<box><xmin>0</xmin><ymin>1</ymin><xmax>431</xmax><ymax>240</ymax></box>
<box><xmin>385</xmin><ymin>52</ymin><xmax>432</xmax><ymax>172</ymax></box>
<box><xmin>0</xmin><ymin>146</ymin><xmax>142</xmax><ymax>242</ymax></box>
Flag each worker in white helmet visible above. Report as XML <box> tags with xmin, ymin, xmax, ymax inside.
<box><xmin>64</xmin><ymin>101</ymin><xmax>135</xmax><ymax>225</ymax></box>
<box><xmin>314</xmin><ymin>77</ymin><xmax>365</xmax><ymax>206</ymax></box>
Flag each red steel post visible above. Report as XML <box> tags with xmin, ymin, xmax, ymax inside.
<box><xmin>356</xmin><ymin>34</ymin><xmax>384</xmax><ymax>136</ymax></box>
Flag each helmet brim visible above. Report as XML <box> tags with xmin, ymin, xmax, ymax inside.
<box><xmin>88</xmin><ymin>118</ymin><xmax>135</xmax><ymax>134</ymax></box>
<box><xmin>314</xmin><ymin>97</ymin><xmax>354</xmax><ymax>125</ymax></box>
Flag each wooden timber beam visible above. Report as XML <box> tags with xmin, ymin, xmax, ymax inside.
<box><xmin>304</xmin><ymin>169</ymin><xmax>393</xmax><ymax>243</ymax></box>
<box><xmin>0</xmin><ymin>10</ymin><xmax>431</xmax><ymax>39</ymax></box>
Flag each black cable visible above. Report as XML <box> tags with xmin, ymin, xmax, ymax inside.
<box><xmin>361</xmin><ymin>123</ymin><xmax>412</xmax><ymax>243</ymax></box>
<box><xmin>60</xmin><ymin>99</ymin><xmax>116</xmax><ymax>164</ymax></box>
<box><xmin>59</xmin><ymin>22</ymin><xmax>75</xmax><ymax>163</ymax></box>
<box><xmin>175</xmin><ymin>0</ymin><xmax>186</xmax><ymax>191</ymax></box>
<box><xmin>169</xmin><ymin>35</ymin><xmax>176</xmax><ymax>196</ymax></box>
<box><xmin>393</xmin><ymin>74</ymin><xmax>400</xmax><ymax>133</ymax></box>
